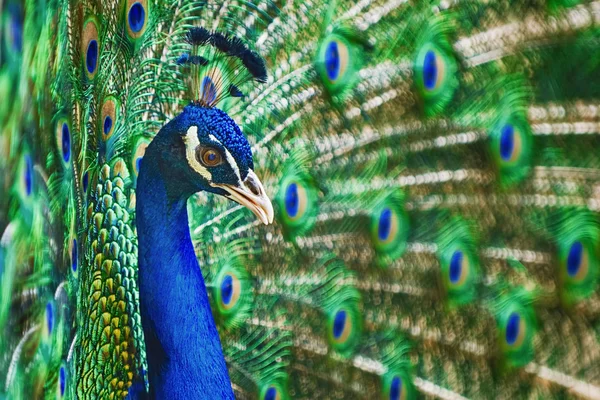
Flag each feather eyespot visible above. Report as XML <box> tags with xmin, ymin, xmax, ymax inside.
<box><xmin>42</xmin><ymin>301</ymin><xmax>55</xmax><ymax>342</ymax></box>
<box><xmin>370</xmin><ymin>193</ymin><xmax>409</xmax><ymax>266</ymax></box>
<box><xmin>332</xmin><ymin>309</ymin><xmax>350</xmax><ymax>341</ymax></box>
<box><xmin>82</xmin><ymin>171</ymin><xmax>89</xmax><ymax>193</ymax></box>
<box><xmin>568</xmin><ymin>241</ymin><xmax>584</xmax><ymax>277</ymax></box>
<box><xmin>219</xmin><ymin>273</ymin><xmax>241</xmax><ymax>310</ymax></box>
<box><xmin>504</xmin><ymin>312</ymin><xmax>525</xmax><ymax>347</ymax></box>
<box><xmin>377</xmin><ymin>207</ymin><xmax>396</xmax><ymax>243</ymax></box>
<box><xmin>383</xmin><ymin>371</ymin><xmax>413</xmax><ymax>400</ymax></box>
<box><xmin>436</xmin><ymin>219</ymin><xmax>479</xmax><ymax>306</ymax></box>
<box><xmin>24</xmin><ymin>154</ymin><xmax>33</xmax><ymax>197</ymax></box>
<box><xmin>103</xmin><ymin>116</ymin><xmax>113</xmax><ymax>135</ymax></box>
<box><xmin>263</xmin><ymin>385</ymin><xmax>280</xmax><ymax>400</ymax></box>
<box><xmin>565</xmin><ymin>240</ymin><xmax>589</xmax><ymax>282</ymax></box>
<box><xmin>6</xmin><ymin>4</ymin><xmax>23</xmax><ymax>53</ymax></box>
<box><xmin>284</xmin><ymin>182</ymin><xmax>307</xmax><ymax>221</ymax></box>
<box><xmin>71</xmin><ymin>238</ymin><xmax>78</xmax><ymax>274</ymax></box>
<box><xmin>57</xmin><ymin>363</ymin><xmax>67</xmax><ymax>398</ymax></box>
<box><xmin>448</xmin><ymin>249</ymin><xmax>470</xmax><ymax>286</ymax></box>
<box><xmin>213</xmin><ymin>263</ymin><xmax>252</xmax><ymax>327</ymax></box>
<box><xmin>82</xmin><ymin>17</ymin><xmax>100</xmax><ymax>79</ymax></box>
<box><xmin>46</xmin><ymin>302</ymin><xmax>54</xmax><ymax>334</ymax></box>
<box><xmin>131</xmin><ymin>138</ymin><xmax>149</xmax><ymax>180</ymax></box>
<box><xmin>499</xmin><ymin>124</ymin><xmax>523</xmax><ymax>163</ymax></box>
<box><xmin>61</xmin><ymin>123</ymin><xmax>71</xmax><ymax>163</ymax></box>
<box><xmin>316</xmin><ymin>30</ymin><xmax>368</xmax><ymax>97</ymax></box>
<box><xmin>489</xmin><ymin>114</ymin><xmax>532</xmax><ymax>185</ymax></box>
<box><xmin>197</xmin><ymin>147</ymin><xmax>223</xmax><ymax>167</ymax></box>
<box><xmin>260</xmin><ymin>383</ymin><xmax>287</xmax><ymax>400</ymax></box>
<box><xmin>128</xmin><ymin>2</ymin><xmax>145</xmax><ymax>33</ymax></box>
<box><xmin>55</xmin><ymin>120</ymin><xmax>72</xmax><ymax>167</ymax></box>
<box><xmin>495</xmin><ymin>299</ymin><xmax>536</xmax><ymax>367</ymax></box>
<box><xmin>101</xmin><ymin>96</ymin><xmax>119</xmax><ymax>141</ymax></box>
<box><xmin>414</xmin><ymin>40</ymin><xmax>458</xmax><ymax>116</ymax></box>
<box><xmin>328</xmin><ymin>305</ymin><xmax>359</xmax><ymax>353</ymax></box>
<box><xmin>421</xmin><ymin>49</ymin><xmax>445</xmax><ymax>91</ymax></box>
<box><xmin>327</xmin><ymin>301</ymin><xmax>361</xmax><ymax>356</ymax></box>
<box><xmin>554</xmin><ymin>212</ymin><xmax>599</xmax><ymax>305</ymax></box>
<box><xmin>86</xmin><ymin>40</ymin><xmax>98</xmax><ymax>74</ymax></box>
<box><xmin>321</xmin><ymin>38</ymin><xmax>349</xmax><ymax>85</ymax></box>
<box><xmin>389</xmin><ymin>376</ymin><xmax>405</xmax><ymax>400</ymax></box>
<box><xmin>126</xmin><ymin>0</ymin><xmax>148</xmax><ymax>39</ymax></box>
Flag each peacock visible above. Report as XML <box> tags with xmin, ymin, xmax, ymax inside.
<box><xmin>1</xmin><ymin>0</ymin><xmax>600</xmax><ymax>399</ymax></box>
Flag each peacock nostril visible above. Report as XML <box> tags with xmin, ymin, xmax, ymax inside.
<box><xmin>244</xmin><ymin>175</ymin><xmax>261</xmax><ymax>196</ymax></box>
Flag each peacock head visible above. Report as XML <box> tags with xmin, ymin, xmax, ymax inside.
<box><xmin>148</xmin><ymin>103</ymin><xmax>273</xmax><ymax>225</ymax></box>
<box><xmin>146</xmin><ymin>28</ymin><xmax>273</xmax><ymax>223</ymax></box>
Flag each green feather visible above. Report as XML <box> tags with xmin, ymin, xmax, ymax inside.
<box><xmin>211</xmin><ymin>254</ymin><xmax>254</xmax><ymax>329</ymax></box>
<box><xmin>378</xmin><ymin>333</ymin><xmax>416</xmax><ymax>400</ymax></box>
<box><xmin>275</xmin><ymin>144</ymin><xmax>319</xmax><ymax>241</ymax></box>
<box><xmin>487</xmin><ymin>78</ymin><xmax>533</xmax><ymax>186</ymax></box>
<box><xmin>370</xmin><ymin>190</ymin><xmax>410</xmax><ymax>267</ymax></box>
<box><xmin>436</xmin><ymin>217</ymin><xmax>480</xmax><ymax>306</ymax></box>
<box><xmin>413</xmin><ymin>15</ymin><xmax>458</xmax><ymax>116</ymax></box>
<box><xmin>315</xmin><ymin>25</ymin><xmax>371</xmax><ymax>99</ymax></box>
<box><xmin>492</xmin><ymin>288</ymin><xmax>537</xmax><ymax>369</ymax></box>
<box><xmin>553</xmin><ymin>209</ymin><xmax>599</xmax><ymax>306</ymax></box>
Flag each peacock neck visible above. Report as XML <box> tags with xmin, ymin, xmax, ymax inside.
<box><xmin>136</xmin><ymin>145</ymin><xmax>234</xmax><ymax>400</ymax></box>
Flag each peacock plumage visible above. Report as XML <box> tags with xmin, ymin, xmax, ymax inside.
<box><xmin>1</xmin><ymin>0</ymin><xmax>600</xmax><ymax>399</ymax></box>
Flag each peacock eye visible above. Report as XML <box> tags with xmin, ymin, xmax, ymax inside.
<box><xmin>197</xmin><ymin>146</ymin><xmax>223</xmax><ymax>167</ymax></box>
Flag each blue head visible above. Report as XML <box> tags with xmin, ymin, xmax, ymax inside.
<box><xmin>142</xmin><ymin>103</ymin><xmax>273</xmax><ymax>224</ymax></box>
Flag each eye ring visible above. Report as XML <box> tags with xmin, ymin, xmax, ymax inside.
<box><xmin>197</xmin><ymin>146</ymin><xmax>223</xmax><ymax>167</ymax></box>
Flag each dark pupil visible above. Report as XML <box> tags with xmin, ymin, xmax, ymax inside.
<box><xmin>104</xmin><ymin>116</ymin><xmax>113</xmax><ymax>135</ymax></box>
<box><xmin>221</xmin><ymin>275</ymin><xmax>233</xmax><ymax>305</ymax></box>
<box><xmin>378</xmin><ymin>208</ymin><xmax>392</xmax><ymax>240</ymax></box>
<box><xmin>82</xmin><ymin>171</ymin><xmax>89</xmax><ymax>192</ymax></box>
<box><xmin>333</xmin><ymin>309</ymin><xmax>347</xmax><ymax>339</ymax></box>
<box><xmin>62</xmin><ymin>123</ymin><xmax>70</xmax><ymax>162</ymax></box>
<box><xmin>24</xmin><ymin>155</ymin><xmax>33</xmax><ymax>196</ymax></box>
<box><xmin>86</xmin><ymin>39</ymin><xmax>98</xmax><ymax>74</ymax></box>
<box><xmin>264</xmin><ymin>387</ymin><xmax>277</xmax><ymax>400</ymax></box>
<box><xmin>204</xmin><ymin>150</ymin><xmax>219</xmax><ymax>165</ymax></box>
<box><xmin>325</xmin><ymin>41</ymin><xmax>340</xmax><ymax>80</ymax></box>
<box><xmin>567</xmin><ymin>241</ymin><xmax>583</xmax><ymax>277</ymax></box>
<box><xmin>285</xmin><ymin>183</ymin><xmax>299</xmax><ymax>217</ymax></box>
<box><xmin>9</xmin><ymin>5</ymin><xmax>23</xmax><ymax>52</ymax></box>
<box><xmin>449</xmin><ymin>250</ymin><xmax>463</xmax><ymax>284</ymax></box>
<box><xmin>500</xmin><ymin>124</ymin><xmax>515</xmax><ymax>161</ymax></box>
<box><xmin>59</xmin><ymin>366</ymin><xmax>66</xmax><ymax>395</ymax></box>
<box><xmin>390</xmin><ymin>376</ymin><xmax>402</xmax><ymax>400</ymax></box>
<box><xmin>505</xmin><ymin>312</ymin><xmax>520</xmax><ymax>345</ymax></box>
<box><xmin>423</xmin><ymin>50</ymin><xmax>438</xmax><ymax>90</ymax></box>
<box><xmin>46</xmin><ymin>302</ymin><xmax>54</xmax><ymax>333</ymax></box>
<box><xmin>129</xmin><ymin>2</ymin><xmax>145</xmax><ymax>33</ymax></box>
<box><xmin>72</xmin><ymin>239</ymin><xmax>78</xmax><ymax>272</ymax></box>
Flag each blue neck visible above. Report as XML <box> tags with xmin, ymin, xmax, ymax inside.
<box><xmin>136</xmin><ymin>152</ymin><xmax>234</xmax><ymax>400</ymax></box>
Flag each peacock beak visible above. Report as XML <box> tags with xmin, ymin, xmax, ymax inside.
<box><xmin>214</xmin><ymin>170</ymin><xmax>274</xmax><ymax>225</ymax></box>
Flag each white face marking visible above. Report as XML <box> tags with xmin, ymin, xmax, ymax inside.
<box><xmin>184</xmin><ymin>126</ymin><xmax>212</xmax><ymax>181</ymax></box>
<box><xmin>208</xmin><ymin>134</ymin><xmax>242</xmax><ymax>185</ymax></box>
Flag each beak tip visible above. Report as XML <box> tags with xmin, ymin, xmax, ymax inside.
<box><xmin>215</xmin><ymin>170</ymin><xmax>274</xmax><ymax>226</ymax></box>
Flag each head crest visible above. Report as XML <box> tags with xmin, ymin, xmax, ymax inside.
<box><xmin>177</xmin><ymin>27</ymin><xmax>267</xmax><ymax>107</ymax></box>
